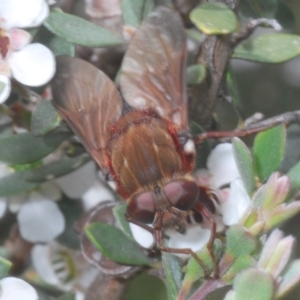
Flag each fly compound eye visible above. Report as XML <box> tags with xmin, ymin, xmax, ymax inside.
<box><xmin>127</xmin><ymin>192</ymin><xmax>155</xmax><ymax>224</ymax></box>
<box><xmin>164</xmin><ymin>180</ymin><xmax>199</xmax><ymax>211</ymax></box>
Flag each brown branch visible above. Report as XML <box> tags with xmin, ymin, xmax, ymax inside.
<box><xmin>245</xmin><ymin>110</ymin><xmax>300</xmax><ymax>130</ymax></box>
<box><xmin>188</xmin><ymin>0</ymin><xmax>239</xmax><ymax>129</ymax></box>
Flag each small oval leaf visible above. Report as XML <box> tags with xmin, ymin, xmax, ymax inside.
<box><xmin>0</xmin><ymin>170</ymin><xmax>38</xmax><ymax>196</ymax></box>
<box><xmin>186</xmin><ymin>64</ymin><xmax>206</xmax><ymax>86</ymax></box>
<box><xmin>253</xmin><ymin>125</ymin><xmax>286</xmax><ymax>182</ymax></box>
<box><xmin>31</xmin><ymin>100</ymin><xmax>62</xmax><ymax>136</ymax></box>
<box><xmin>57</xmin><ymin>292</ymin><xmax>76</xmax><ymax>300</ymax></box>
<box><xmin>45</xmin><ymin>11</ymin><xmax>124</xmax><ymax>47</ymax></box>
<box><xmin>34</xmin><ymin>26</ymin><xmax>75</xmax><ymax>57</ymax></box>
<box><xmin>232</xmin><ymin>137</ymin><xmax>255</xmax><ymax>194</ymax></box>
<box><xmin>122</xmin><ymin>0</ymin><xmax>154</xmax><ymax>28</ymax></box>
<box><xmin>277</xmin><ymin>259</ymin><xmax>300</xmax><ymax>298</ymax></box>
<box><xmin>233</xmin><ymin>269</ymin><xmax>274</xmax><ymax>300</ymax></box>
<box><xmin>85</xmin><ymin>222</ymin><xmax>152</xmax><ymax>266</ymax></box>
<box><xmin>223</xmin><ymin>255</ymin><xmax>256</xmax><ymax>283</ymax></box>
<box><xmin>25</xmin><ymin>155</ymin><xmax>90</xmax><ymax>182</ymax></box>
<box><xmin>287</xmin><ymin>160</ymin><xmax>300</xmax><ymax>198</ymax></box>
<box><xmin>226</xmin><ymin>225</ymin><xmax>257</xmax><ymax>258</ymax></box>
<box><xmin>161</xmin><ymin>252</ymin><xmax>181</xmax><ymax>300</ymax></box>
<box><xmin>112</xmin><ymin>203</ymin><xmax>133</xmax><ymax>240</ymax></box>
<box><xmin>0</xmin><ymin>131</ymin><xmax>70</xmax><ymax>165</ymax></box>
<box><xmin>233</xmin><ymin>34</ymin><xmax>300</xmax><ymax>63</ymax></box>
<box><xmin>190</xmin><ymin>3</ymin><xmax>238</xmax><ymax>35</ymax></box>
<box><xmin>0</xmin><ymin>257</ymin><xmax>12</xmax><ymax>279</ymax></box>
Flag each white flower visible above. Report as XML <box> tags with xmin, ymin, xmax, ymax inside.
<box><xmin>0</xmin><ymin>277</ymin><xmax>38</xmax><ymax>300</ymax></box>
<box><xmin>31</xmin><ymin>243</ymin><xmax>98</xmax><ymax>296</ymax></box>
<box><xmin>81</xmin><ymin>179</ymin><xmax>116</xmax><ymax>211</ymax></box>
<box><xmin>8</xmin><ymin>181</ymin><xmax>61</xmax><ymax>213</ymax></box>
<box><xmin>129</xmin><ymin>223</ymin><xmax>154</xmax><ymax>249</ymax></box>
<box><xmin>17</xmin><ymin>199</ymin><xmax>65</xmax><ymax>242</ymax></box>
<box><xmin>0</xmin><ymin>0</ymin><xmax>55</xmax><ymax>103</ymax></box>
<box><xmin>55</xmin><ymin>161</ymin><xmax>97</xmax><ymax>200</ymax></box>
<box><xmin>196</xmin><ymin>143</ymin><xmax>252</xmax><ymax>226</ymax></box>
<box><xmin>0</xmin><ymin>162</ymin><xmax>13</xmax><ymax>220</ymax></box>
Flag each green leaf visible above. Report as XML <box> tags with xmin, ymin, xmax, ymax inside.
<box><xmin>45</xmin><ymin>11</ymin><xmax>123</xmax><ymax>47</ymax></box>
<box><xmin>57</xmin><ymin>196</ymin><xmax>83</xmax><ymax>249</ymax></box>
<box><xmin>252</xmin><ymin>184</ymin><xmax>266</xmax><ymax>209</ymax></box>
<box><xmin>266</xmin><ymin>202</ymin><xmax>300</xmax><ymax>231</ymax></box>
<box><xmin>239</xmin><ymin>0</ymin><xmax>278</xmax><ymax>19</ymax></box>
<box><xmin>233</xmin><ymin>34</ymin><xmax>300</xmax><ymax>63</ymax></box>
<box><xmin>0</xmin><ymin>170</ymin><xmax>38</xmax><ymax>196</ymax></box>
<box><xmin>253</xmin><ymin>125</ymin><xmax>286</xmax><ymax>181</ymax></box>
<box><xmin>226</xmin><ymin>69</ymin><xmax>242</xmax><ymax>111</ymax></box>
<box><xmin>34</xmin><ymin>25</ymin><xmax>75</xmax><ymax>57</ymax></box>
<box><xmin>226</xmin><ymin>225</ymin><xmax>257</xmax><ymax>258</ymax></box>
<box><xmin>31</xmin><ymin>100</ymin><xmax>62</xmax><ymax>136</ymax></box>
<box><xmin>233</xmin><ymin>269</ymin><xmax>274</xmax><ymax>300</ymax></box>
<box><xmin>122</xmin><ymin>0</ymin><xmax>154</xmax><ymax>28</ymax></box>
<box><xmin>125</xmin><ymin>273</ymin><xmax>168</xmax><ymax>300</ymax></box>
<box><xmin>287</xmin><ymin>160</ymin><xmax>300</xmax><ymax>198</ymax></box>
<box><xmin>0</xmin><ymin>131</ymin><xmax>70</xmax><ymax>165</ymax></box>
<box><xmin>190</xmin><ymin>3</ymin><xmax>238</xmax><ymax>35</ymax></box>
<box><xmin>85</xmin><ymin>222</ymin><xmax>152</xmax><ymax>266</ymax></box>
<box><xmin>277</xmin><ymin>259</ymin><xmax>300</xmax><ymax>298</ymax></box>
<box><xmin>113</xmin><ymin>203</ymin><xmax>133</xmax><ymax>240</ymax></box>
<box><xmin>223</xmin><ymin>255</ymin><xmax>256</xmax><ymax>282</ymax></box>
<box><xmin>279</xmin><ymin>124</ymin><xmax>300</xmax><ymax>173</ymax></box>
<box><xmin>161</xmin><ymin>252</ymin><xmax>181</xmax><ymax>300</ymax></box>
<box><xmin>186</xmin><ymin>64</ymin><xmax>206</xmax><ymax>86</ymax></box>
<box><xmin>57</xmin><ymin>292</ymin><xmax>76</xmax><ymax>300</ymax></box>
<box><xmin>25</xmin><ymin>155</ymin><xmax>90</xmax><ymax>182</ymax></box>
<box><xmin>184</xmin><ymin>240</ymin><xmax>222</xmax><ymax>284</ymax></box>
<box><xmin>0</xmin><ymin>257</ymin><xmax>12</xmax><ymax>279</ymax></box>
<box><xmin>232</xmin><ymin>137</ymin><xmax>255</xmax><ymax>194</ymax></box>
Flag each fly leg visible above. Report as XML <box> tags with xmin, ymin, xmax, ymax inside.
<box><xmin>193</xmin><ymin>202</ymin><xmax>218</xmax><ymax>278</ymax></box>
<box><xmin>153</xmin><ymin>215</ymin><xmax>212</xmax><ymax>278</ymax></box>
<box><xmin>125</xmin><ymin>214</ymin><xmax>154</xmax><ymax>234</ymax></box>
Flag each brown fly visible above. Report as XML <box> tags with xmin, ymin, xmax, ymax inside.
<box><xmin>51</xmin><ymin>7</ymin><xmax>271</xmax><ymax>276</ymax></box>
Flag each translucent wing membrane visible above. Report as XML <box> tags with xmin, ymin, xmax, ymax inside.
<box><xmin>51</xmin><ymin>56</ymin><xmax>123</xmax><ymax>169</ymax></box>
<box><xmin>120</xmin><ymin>7</ymin><xmax>188</xmax><ymax>131</ymax></box>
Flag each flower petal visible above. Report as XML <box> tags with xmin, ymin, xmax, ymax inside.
<box><xmin>9</xmin><ymin>43</ymin><xmax>55</xmax><ymax>86</ymax></box>
<box><xmin>167</xmin><ymin>225</ymin><xmax>210</xmax><ymax>255</ymax></box>
<box><xmin>39</xmin><ymin>182</ymin><xmax>61</xmax><ymax>201</ymax></box>
<box><xmin>0</xmin><ymin>0</ymin><xmax>48</xmax><ymax>30</ymax></box>
<box><xmin>82</xmin><ymin>180</ymin><xmax>115</xmax><ymax>211</ymax></box>
<box><xmin>8</xmin><ymin>28</ymin><xmax>32</xmax><ymax>50</ymax></box>
<box><xmin>55</xmin><ymin>161</ymin><xmax>96</xmax><ymax>199</ymax></box>
<box><xmin>31</xmin><ymin>244</ymin><xmax>60</xmax><ymax>285</ymax></box>
<box><xmin>207</xmin><ymin>143</ymin><xmax>240</xmax><ymax>188</ymax></box>
<box><xmin>8</xmin><ymin>193</ymin><xmax>28</xmax><ymax>213</ymax></box>
<box><xmin>130</xmin><ymin>223</ymin><xmax>154</xmax><ymax>249</ymax></box>
<box><xmin>0</xmin><ymin>277</ymin><xmax>38</xmax><ymax>300</ymax></box>
<box><xmin>29</xmin><ymin>0</ymin><xmax>49</xmax><ymax>27</ymax></box>
<box><xmin>0</xmin><ymin>75</ymin><xmax>11</xmax><ymax>104</ymax></box>
<box><xmin>220</xmin><ymin>178</ymin><xmax>252</xmax><ymax>226</ymax></box>
<box><xmin>0</xmin><ymin>163</ymin><xmax>12</xmax><ymax>178</ymax></box>
<box><xmin>17</xmin><ymin>200</ymin><xmax>65</xmax><ymax>242</ymax></box>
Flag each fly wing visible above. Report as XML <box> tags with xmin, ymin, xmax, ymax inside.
<box><xmin>51</xmin><ymin>56</ymin><xmax>123</xmax><ymax>169</ymax></box>
<box><xmin>120</xmin><ymin>7</ymin><xmax>188</xmax><ymax>132</ymax></box>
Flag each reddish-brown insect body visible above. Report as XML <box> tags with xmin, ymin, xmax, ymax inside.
<box><xmin>52</xmin><ymin>7</ymin><xmax>218</xmax><ymax>274</ymax></box>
